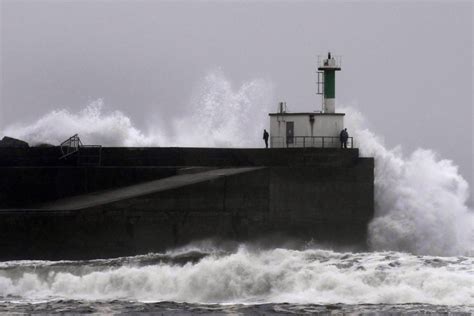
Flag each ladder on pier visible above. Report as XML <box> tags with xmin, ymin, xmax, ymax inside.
<box><xmin>59</xmin><ymin>134</ymin><xmax>102</xmax><ymax>166</ymax></box>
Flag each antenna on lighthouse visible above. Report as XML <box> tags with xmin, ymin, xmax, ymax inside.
<box><xmin>317</xmin><ymin>52</ymin><xmax>342</xmax><ymax>113</ymax></box>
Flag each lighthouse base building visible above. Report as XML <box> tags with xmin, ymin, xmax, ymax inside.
<box><xmin>269</xmin><ymin>111</ymin><xmax>345</xmax><ymax>148</ymax></box>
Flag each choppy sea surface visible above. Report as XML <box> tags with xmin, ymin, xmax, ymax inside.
<box><xmin>0</xmin><ymin>245</ymin><xmax>473</xmax><ymax>314</ymax></box>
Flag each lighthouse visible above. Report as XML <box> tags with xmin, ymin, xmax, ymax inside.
<box><xmin>318</xmin><ymin>52</ymin><xmax>341</xmax><ymax>113</ymax></box>
<box><xmin>268</xmin><ymin>52</ymin><xmax>347</xmax><ymax>148</ymax></box>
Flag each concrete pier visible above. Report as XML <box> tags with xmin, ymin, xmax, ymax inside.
<box><xmin>0</xmin><ymin>147</ymin><xmax>373</xmax><ymax>260</ymax></box>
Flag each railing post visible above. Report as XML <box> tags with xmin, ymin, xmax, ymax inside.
<box><xmin>322</xmin><ymin>137</ymin><xmax>325</xmax><ymax>148</ymax></box>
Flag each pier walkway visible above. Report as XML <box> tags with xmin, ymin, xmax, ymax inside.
<box><xmin>36</xmin><ymin>167</ymin><xmax>262</xmax><ymax>211</ymax></box>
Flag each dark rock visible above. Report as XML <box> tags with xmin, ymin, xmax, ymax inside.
<box><xmin>0</xmin><ymin>136</ymin><xmax>29</xmax><ymax>148</ymax></box>
<box><xmin>34</xmin><ymin>143</ymin><xmax>55</xmax><ymax>148</ymax></box>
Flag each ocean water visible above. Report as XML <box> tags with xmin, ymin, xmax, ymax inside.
<box><xmin>0</xmin><ymin>246</ymin><xmax>473</xmax><ymax>314</ymax></box>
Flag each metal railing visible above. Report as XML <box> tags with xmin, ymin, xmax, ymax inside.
<box><xmin>60</xmin><ymin>134</ymin><xmax>82</xmax><ymax>159</ymax></box>
<box><xmin>59</xmin><ymin>134</ymin><xmax>102</xmax><ymax>165</ymax></box>
<box><xmin>271</xmin><ymin>136</ymin><xmax>354</xmax><ymax>148</ymax></box>
<box><xmin>317</xmin><ymin>55</ymin><xmax>342</xmax><ymax>69</ymax></box>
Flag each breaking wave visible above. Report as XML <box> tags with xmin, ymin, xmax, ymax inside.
<box><xmin>342</xmin><ymin>107</ymin><xmax>473</xmax><ymax>257</ymax></box>
<box><xmin>0</xmin><ymin>248</ymin><xmax>473</xmax><ymax>305</ymax></box>
<box><xmin>2</xmin><ymin>99</ymin><xmax>158</xmax><ymax>147</ymax></box>
<box><xmin>2</xmin><ymin>70</ymin><xmax>273</xmax><ymax>148</ymax></box>
<box><xmin>1</xmin><ymin>71</ymin><xmax>472</xmax><ymax>257</ymax></box>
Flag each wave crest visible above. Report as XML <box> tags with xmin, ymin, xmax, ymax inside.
<box><xmin>0</xmin><ymin>248</ymin><xmax>472</xmax><ymax>305</ymax></box>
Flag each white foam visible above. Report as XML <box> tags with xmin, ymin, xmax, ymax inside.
<box><xmin>342</xmin><ymin>107</ymin><xmax>473</xmax><ymax>257</ymax></box>
<box><xmin>2</xmin><ymin>70</ymin><xmax>273</xmax><ymax>148</ymax></box>
<box><xmin>0</xmin><ymin>249</ymin><xmax>472</xmax><ymax>305</ymax></box>
<box><xmin>2</xmin><ymin>99</ymin><xmax>160</xmax><ymax>147</ymax></box>
<box><xmin>170</xmin><ymin>70</ymin><xmax>274</xmax><ymax>148</ymax></box>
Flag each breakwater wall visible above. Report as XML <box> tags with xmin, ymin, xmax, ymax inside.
<box><xmin>0</xmin><ymin>167</ymin><xmax>179</xmax><ymax>208</ymax></box>
<box><xmin>0</xmin><ymin>147</ymin><xmax>374</xmax><ymax>260</ymax></box>
<box><xmin>0</xmin><ymin>147</ymin><xmax>358</xmax><ymax>167</ymax></box>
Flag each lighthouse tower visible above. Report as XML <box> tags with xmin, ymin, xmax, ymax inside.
<box><xmin>317</xmin><ymin>52</ymin><xmax>341</xmax><ymax>113</ymax></box>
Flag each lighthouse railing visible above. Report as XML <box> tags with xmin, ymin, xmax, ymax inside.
<box><xmin>270</xmin><ymin>136</ymin><xmax>353</xmax><ymax>149</ymax></box>
<box><xmin>317</xmin><ymin>55</ymin><xmax>342</xmax><ymax>68</ymax></box>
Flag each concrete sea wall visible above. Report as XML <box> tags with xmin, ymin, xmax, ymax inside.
<box><xmin>0</xmin><ymin>167</ymin><xmax>178</xmax><ymax>208</ymax></box>
<box><xmin>0</xmin><ymin>147</ymin><xmax>374</xmax><ymax>260</ymax></box>
<box><xmin>0</xmin><ymin>147</ymin><xmax>359</xmax><ymax>167</ymax></box>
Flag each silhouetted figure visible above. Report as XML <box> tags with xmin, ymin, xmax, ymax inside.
<box><xmin>263</xmin><ymin>129</ymin><xmax>269</xmax><ymax>148</ymax></box>
<box><xmin>340</xmin><ymin>128</ymin><xmax>349</xmax><ymax>148</ymax></box>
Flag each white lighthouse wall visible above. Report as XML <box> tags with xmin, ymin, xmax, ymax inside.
<box><xmin>324</xmin><ymin>98</ymin><xmax>336</xmax><ymax>113</ymax></box>
<box><xmin>269</xmin><ymin>114</ymin><xmax>344</xmax><ymax>148</ymax></box>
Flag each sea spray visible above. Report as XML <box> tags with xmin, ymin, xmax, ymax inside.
<box><xmin>2</xmin><ymin>71</ymin><xmax>274</xmax><ymax>148</ymax></box>
<box><xmin>172</xmin><ymin>70</ymin><xmax>274</xmax><ymax>148</ymax></box>
<box><xmin>0</xmin><ymin>248</ymin><xmax>472</xmax><ymax>305</ymax></box>
<box><xmin>1</xmin><ymin>99</ymin><xmax>160</xmax><ymax>147</ymax></box>
<box><xmin>342</xmin><ymin>107</ymin><xmax>474</xmax><ymax>256</ymax></box>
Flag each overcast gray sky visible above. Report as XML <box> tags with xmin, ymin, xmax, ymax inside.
<box><xmin>0</xmin><ymin>0</ymin><xmax>472</xmax><ymax>200</ymax></box>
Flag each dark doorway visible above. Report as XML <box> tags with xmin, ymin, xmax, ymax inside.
<box><xmin>286</xmin><ymin>121</ymin><xmax>294</xmax><ymax>145</ymax></box>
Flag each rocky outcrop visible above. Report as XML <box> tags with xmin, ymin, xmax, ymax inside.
<box><xmin>0</xmin><ymin>136</ymin><xmax>29</xmax><ymax>148</ymax></box>
<box><xmin>34</xmin><ymin>143</ymin><xmax>55</xmax><ymax>148</ymax></box>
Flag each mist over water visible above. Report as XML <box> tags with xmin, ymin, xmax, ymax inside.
<box><xmin>1</xmin><ymin>71</ymin><xmax>473</xmax><ymax>258</ymax></box>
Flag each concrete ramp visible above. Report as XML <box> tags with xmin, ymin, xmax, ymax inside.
<box><xmin>38</xmin><ymin>167</ymin><xmax>262</xmax><ymax>211</ymax></box>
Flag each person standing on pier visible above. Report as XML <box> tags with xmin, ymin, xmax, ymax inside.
<box><xmin>340</xmin><ymin>128</ymin><xmax>349</xmax><ymax>148</ymax></box>
<box><xmin>263</xmin><ymin>129</ymin><xmax>269</xmax><ymax>148</ymax></box>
